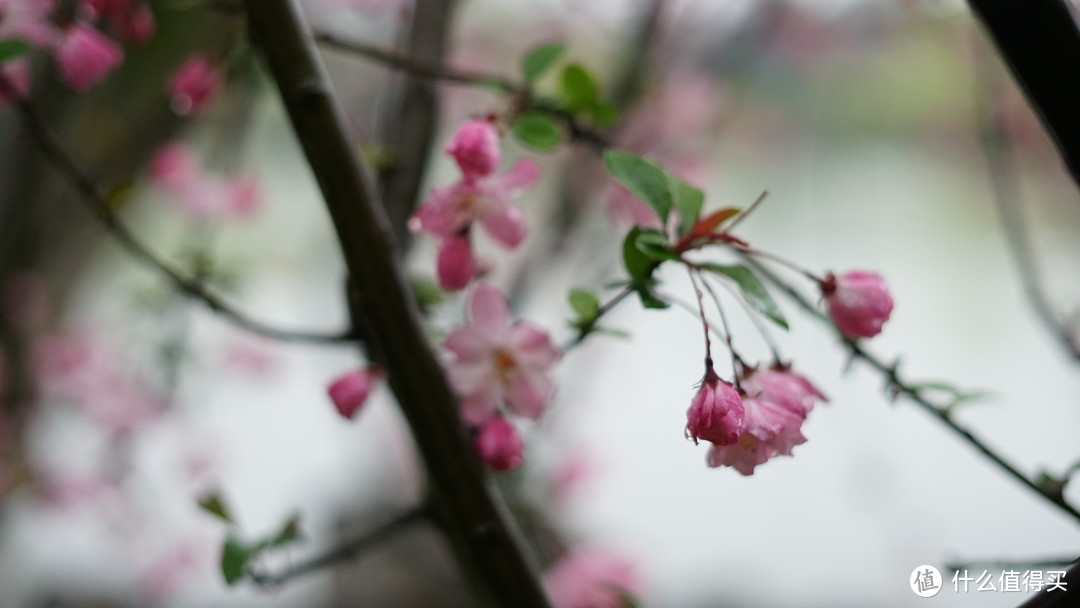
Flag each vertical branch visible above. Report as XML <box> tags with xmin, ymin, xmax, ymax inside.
<box><xmin>241</xmin><ymin>1</ymin><xmax>550</xmax><ymax>606</ymax></box>
<box><xmin>378</xmin><ymin>0</ymin><xmax>457</xmax><ymax>250</ymax></box>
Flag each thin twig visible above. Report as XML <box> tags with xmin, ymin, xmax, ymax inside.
<box><xmin>973</xmin><ymin>45</ymin><xmax>1080</xmax><ymax>361</ymax></box>
<box><xmin>721</xmin><ymin>190</ymin><xmax>769</xmax><ymax>234</ymax></box>
<box><xmin>561</xmin><ymin>286</ymin><xmax>634</xmax><ymax>352</ymax></box>
<box><xmin>740</xmin><ymin>254</ymin><xmax>1080</xmax><ymax>526</ymax></box>
<box><xmin>248</xmin><ymin>506</ymin><xmax>429</xmax><ymax>586</ymax></box>
<box><xmin>0</xmin><ymin>74</ymin><xmax>357</xmax><ymax>345</ymax></box>
<box><xmin>945</xmin><ymin>554</ymin><xmax>1079</xmax><ymax>572</ymax></box>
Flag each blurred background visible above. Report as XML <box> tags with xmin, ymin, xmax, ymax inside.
<box><xmin>2</xmin><ymin>0</ymin><xmax>1080</xmax><ymax>606</ymax></box>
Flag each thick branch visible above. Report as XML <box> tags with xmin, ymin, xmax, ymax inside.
<box><xmin>242</xmin><ymin>1</ymin><xmax>549</xmax><ymax>605</ymax></box>
<box><xmin>966</xmin><ymin>0</ymin><xmax>1080</xmax><ymax>190</ymax></box>
<box><xmin>0</xmin><ymin>75</ymin><xmax>354</xmax><ymax>345</ymax></box>
<box><xmin>742</xmin><ymin>256</ymin><xmax>1080</xmax><ymax>526</ymax></box>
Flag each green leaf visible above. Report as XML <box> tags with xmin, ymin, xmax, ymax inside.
<box><xmin>698</xmin><ymin>263</ymin><xmax>788</xmax><ymax>329</ymax></box>
<box><xmin>221</xmin><ymin>537</ymin><xmax>251</xmax><ymax>585</ymax></box>
<box><xmin>636</xmin><ymin>287</ymin><xmax>669</xmax><ymax>309</ymax></box>
<box><xmin>0</xmin><ymin>38</ymin><xmax>32</xmax><ymax>63</ymax></box>
<box><xmin>668</xmin><ymin>174</ymin><xmax>704</xmax><ymax>237</ymax></box>
<box><xmin>1035</xmin><ymin>471</ymin><xmax>1068</xmax><ymax>502</ymax></box>
<box><xmin>634</xmin><ymin>229</ymin><xmax>678</xmax><ymax>262</ymax></box>
<box><xmin>589</xmin><ymin>101</ymin><xmax>619</xmax><ymax>127</ymax></box>
<box><xmin>622</xmin><ymin>227</ymin><xmax>656</xmax><ymax>282</ymax></box>
<box><xmin>523</xmin><ymin>43</ymin><xmax>566</xmax><ymax>83</ymax></box>
<box><xmin>568</xmin><ymin>288</ymin><xmax>600</xmax><ymax>321</ymax></box>
<box><xmin>605</xmin><ymin>151</ymin><xmax>672</xmax><ymax>224</ymax></box>
<box><xmin>198</xmin><ymin>492</ymin><xmax>234</xmax><ymax>524</ymax></box>
<box><xmin>560</xmin><ymin>64</ymin><xmax>599</xmax><ymax>113</ymax></box>
<box><xmin>512</xmin><ymin>112</ymin><xmax>562</xmax><ymax>151</ymax></box>
<box><xmin>268</xmin><ymin>515</ymin><xmax>302</xmax><ymax>548</ymax></box>
<box><xmin>411</xmin><ymin>277</ymin><xmax>445</xmax><ymax>308</ymax></box>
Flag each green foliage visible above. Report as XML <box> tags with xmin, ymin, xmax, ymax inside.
<box><xmin>622</xmin><ymin>228</ymin><xmax>669</xmax><ymax>310</ymax></box>
<box><xmin>697</xmin><ymin>263</ymin><xmax>788</xmax><ymax>329</ymax></box>
<box><xmin>0</xmin><ymin>39</ymin><xmax>32</xmax><ymax>63</ymax></box>
<box><xmin>523</xmin><ymin>43</ymin><xmax>566</xmax><ymax>83</ymax></box>
<box><xmin>220</xmin><ymin>538</ymin><xmax>250</xmax><ymax>585</ymax></box>
<box><xmin>568</xmin><ymin>288</ymin><xmax>600</xmax><ymax>321</ymax></box>
<box><xmin>604</xmin><ymin>150</ymin><xmax>704</xmax><ymax>236</ymax></box>
<box><xmin>557</xmin><ymin>63</ymin><xmax>618</xmax><ymax>126</ymax></box>
<box><xmin>202</xmin><ymin>492</ymin><xmax>304</xmax><ymax>585</ymax></box>
<box><xmin>512</xmin><ymin>111</ymin><xmax>562</xmax><ymax>151</ymax></box>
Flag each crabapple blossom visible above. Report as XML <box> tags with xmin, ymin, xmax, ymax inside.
<box><xmin>54</xmin><ymin>25</ymin><xmax>123</xmax><ymax>92</ymax></box>
<box><xmin>411</xmin><ymin>158</ymin><xmax>539</xmax><ymax>248</ymax></box>
<box><xmin>0</xmin><ymin>0</ymin><xmax>57</xmax><ymax>47</ymax></box>
<box><xmin>473</xmin><ymin>416</ymin><xmax>524</xmax><ymax>471</ymax></box>
<box><xmin>822</xmin><ymin>270</ymin><xmax>894</xmax><ymax>338</ymax></box>
<box><xmin>443</xmin><ymin>283</ymin><xmax>559</xmax><ymax>424</ymax></box>
<box><xmin>706</xmin><ymin>396</ymin><xmax>807</xmax><ymax>475</ymax></box>
<box><xmin>685</xmin><ymin>364</ymin><xmax>744</xmax><ymax>446</ymax></box>
<box><xmin>327</xmin><ymin>367</ymin><xmax>382</xmax><ymax>419</ymax></box>
<box><xmin>168</xmin><ymin>55</ymin><xmax>222</xmax><ymax>115</ymax></box>
<box><xmin>445</xmin><ymin>117</ymin><xmax>501</xmax><ymax>180</ymax></box>
<box><xmin>436</xmin><ymin>232</ymin><xmax>479</xmax><ymax>290</ymax></box>
<box><xmin>543</xmin><ymin>548</ymin><xmax>639</xmax><ymax>608</ymax></box>
<box><xmin>0</xmin><ymin>59</ymin><xmax>30</xmax><ymax>104</ymax></box>
<box><xmin>742</xmin><ymin>365</ymin><xmax>826</xmax><ymax>417</ymax></box>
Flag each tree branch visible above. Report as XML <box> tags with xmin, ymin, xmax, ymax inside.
<box><xmin>741</xmin><ymin>255</ymin><xmax>1080</xmax><ymax>526</ymax></box>
<box><xmin>248</xmin><ymin>506</ymin><xmax>428</xmax><ymax>586</ymax></box>
<box><xmin>966</xmin><ymin>0</ymin><xmax>1080</xmax><ymax>191</ymax></box>
<box><xmin>0</xmin><ymin>75</ymin><xmax>356</xmax><ymax>345</ymax></box>
<box><xmin>242</xmin><ymin>1</ymin><xmax>550</xmax><ymax>605</ymax></box>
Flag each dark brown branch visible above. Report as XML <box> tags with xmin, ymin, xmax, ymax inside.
<box><xmin>0</xmin><ymin>75</ymin><xmax>356</xmax><ymax>345</ymax></box>
<box><xmin>946</xmin><ymin>554</ymin><xmax>1078</xmax><ymax>572</ymax></box>
<box><xmin>972</xmin><ymin>50</ymin><xmax>1080</xmax><ymax>361</ymax></box>
<box><xmin>966</xmin><ymin>0</ymin><xmax>1080</xmax><ymax>191</ymax></box>
<box><xmin>242</xmin><ymin>1</ymin><xmax>550</xmax><ymax>605</ymax></box>
<box><xmin>248</xmin><ymin>506</ymin><xmax>428</xmax><ymax>586</ymax></box>
<box><xmin>741</xmin><ymin>255</ymin><xmax>1080</xmax><ymax>526</ymax></box>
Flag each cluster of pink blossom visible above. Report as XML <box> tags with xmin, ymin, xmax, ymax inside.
<box><xmin>543</xmin><ymin>548</ymin><xmax>639</xmax><ymax>608</ymax></box>
<box><xmin>0</xmin><ymin>0</ymin><xmax>154</xmax><ymax>100</ymax></box>
<box><xmin>167</xmin><ymin>55</ymin><xmax>222</xmax><ymax>116</ymax></box>
<box><xmin>409</xmin><ymin>117</ymin><xmax>540</xmax><ymax>290</ymax></box>
<box><xmin>148</xmin><ymin>142</ymin><xmax>261</xmax><ymax>220</ymax></box>
<box><xmin>685</xmin><ymin>266</ymin><xmax>894</xmax><ymax>474</ymax></box>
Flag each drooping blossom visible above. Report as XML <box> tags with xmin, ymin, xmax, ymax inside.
<box><xmin>443</xmin><ymin>283</ymin><xmax>559</xmax><ymax>424</ymax></box>
<box><xmin>685</xmin><ymin>364</ymin><xmax>744</xmax><ymax>446</ymax></box>
<box><xmin>0</xmin><ymin>0</ymin><xmax>57</xmax><ymax>47</ymax></box>
<box><xmin>473</xmin><ymin>416</ymin><xmax>523</xmax><ymax>472</ymax></box>
<box><xmin>705</xmin><ymin>366</ymin><xmax>825</xmax><ymax>475</ymax></box>
<box><xmin>149</xmin><ymin>142</ymin><xmax>263</xmax><ymax>220</ymax></box>
<box><xmin>822</xmin><ymin>270</ymin><xmax>894</xmax><ymax>338</ymax></box>
<box><xmin>543</xmin><ymin>548</ymin><xmax>640</xmax><ymax>608</ymax></box>
<box><xmin>53</xmin><ymin>24</ymin><xmax>123</xmax><ymax>92</ymax></box>
<box><xmin>0</xmin><ymin>59</ymin><xmax>30</xmax><ymax>105</ymax></box>
<box><xmin>327</xmin><ymin>367</ymin><xmax>382</xmax><ymax>420</ymax></box>
<box><xmin>167</xmin><ymin>55</ymin><xmax>222</xmax><ymax>115</ymax></box>
<box><xmin>436</xmin><ymin>232</ymin><xmax>478</xmax><ymax>290</ymax></box>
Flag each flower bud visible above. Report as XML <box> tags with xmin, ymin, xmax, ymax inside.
<box><xmin>327</xmin><ymin>367</ymin><xmax>381</xmax><ymax>420</ymax></box>
<box><xmin>445</xmin><ymin>118</ymin><xmax>501</xmax><ymax>180</ymax></box>
<box><xmin>822</xmin><ymin>270</ymin><xmax>894</xmax><ymax>338</ymax></box>
<box><xmin>436</xmin><ymin>234</ymin><xmax>478</xmax><ymax>291</ymax></box>
<box><xmin>474</xmin><ymin>416</ymin><xmax>524</xmax><ymax>472</ymax></box>
<box><xmin>55</xmin><ymin>25</ymin><xmax>123</xmax><ymax>92</ymax></box>
<box><xmin>685</xmin><ymin>368</ymin><xmax>744</xmax><ymax>446</ymax></box>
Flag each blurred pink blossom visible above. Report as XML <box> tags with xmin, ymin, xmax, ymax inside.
<box><xmin>168</xmin><ymin>55</ymin><xmax>222</xmax><ymax>116</ymax></box>
<box><xmin>327</xmin><ymin>367</ymin><xmax>381</xmax><ymax>420</ymax></box>
<box><xmin>443</xmin><ymin>283</ymin><xmax>559</xmax><ymax>424</ymax></box>
<box><xmin>544</xmin><ymin>548</ymin><xmax>640</xmax><ymax>608</ymax></box>
<box><xmin>0</xmin><ymin>0</ymin><xmax>57</xmax><ymax>47</ymax></box>
<box><xmin>54</xmin><ymin>24</ymin><xmax>123</xmax><ymax>92</ymax></box>
<box><xmin>446</xmin><ymin>117</ymin><xmax>501</xmax><ymax>180</ymax></box>
<box><xmin>0</xmin><ymin>59</ymin><xmax>31</xmax><ymax>105</ymax></box>
<box><xmin>436</xmin><ymin>232</ymin><xmax>479</xmax><ymax>291</ymax></box>
<box><xmin>473</xmin><ymin>416</ymin><xmax>523</xmax><ymax>472</ymax></box>
<box><xmin>149</xmin><ymin>142</ymin><xmax>263</xmax><ymax>220</ymax></box>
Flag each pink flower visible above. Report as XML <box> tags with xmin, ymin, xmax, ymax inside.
<box><xmin>0</xmin><ymin>58</ymin><xmax>30</xmax><ymax>105</ymax></box>
<box><xmin>112</xmin><ymin>2</ymin><xmax>154</xmax><ymax>44</ymax></box>
<box><xmin>444</xmin><ymin>283</ymin><xmax>559</xmax><ymax>424</ymax></box>
<box><xmin>168</xmin><ymin>55</ymin><xmax>221</xmax><ymax>115</ymax></box>
<box><xmin>327</xmin><ymin>367</ymin><xmax>381</xmax><ymax>419</ymax></box>
<box><xmin>742</xmin><ymin>366</ymin><xmax>826</xmax><ymax>417</ymax></box>
<box><xmin>544</xmin><ymin>549</ymin><xmax>639</xmax><ymax>608</ymax></box>
<box><xmin>411</xmin><ymin>159</ymin><xmax>539</xmax><ymax>248</ymax></box>
<box><xmin>445</xmin><ymin>118</ymin><xmax>501</xmax><ymax>180</ymax></box>
<box><xmin>0</xmin><ymin>0</ymin><xmax>58</xmax><ymax>47</ymax></box>
<box><xmin>53</xmin><ymin>25</ymin><xmax>123</xmax><ymax>92</ymax></box>
<box><xmin>436</xmin><ymin>233</ymin><xmax>478</xmax><ymax>291</ymax></box>
<box><xmin>474</xmin><ymin>416</ymin><xmax>523</xmax><ymax>471</ymax></box>
<box><xmin>706</xmin><ymin>396</ymin><xmax>807</xmax><ymax>475</ymax></box>
<box><xmin>685</xmin><ymin>365</ymin><xmax>744</xmax><ymax>446</ymax></box>
<box><xmin>149</xmin><ymin>143</ymin><xmax>263</xmax><ymax>220</ymax></box>
<box><xmin>822</xmin><ymin>270</ymin><xmax>894</xmax><ymax>338</ymax></box>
